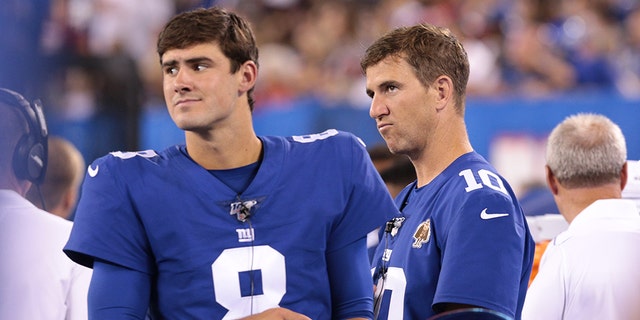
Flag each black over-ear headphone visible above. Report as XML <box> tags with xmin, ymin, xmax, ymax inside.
<box><xmin>0</xmin><ymin>88</ymin><xmax>48</xmax><ymax>184</ymax></box>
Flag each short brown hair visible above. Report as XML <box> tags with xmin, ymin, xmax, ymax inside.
<box><xmin>157</xmin><ymin>7</ymin><xmax>259</xmax><ymax>110</ymax></box>
<box><xmin>361</xmin><ymin>24</ymin><xmax>470</xmax><ymax>111</ymax></box>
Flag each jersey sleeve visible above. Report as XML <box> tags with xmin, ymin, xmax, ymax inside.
<box><xmin>434</xmin><ymin>188</ymin><xmax>530</xmax><ymax>317</ymax></box>
<box><xmin>327</xmin><ymin>133</ymin><xmax>399</xmax><ymax>252</ymax></box>
<box><xmin>327</xmin><ymin>237</ymin><xmax>374</xmax><ymax>319</ymax></box>
<box><xmin>87</xmin><ymin>259</ymin><xmax>151</xmax><ymax>319</ymax></box>
<box><xmin>64</xmin><ymin>155</ymin><xmax>154</xmax><ymax>273</ymax></box>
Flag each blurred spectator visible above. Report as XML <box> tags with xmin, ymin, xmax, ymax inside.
<box><xmin>500</xmin><ymin>0</ymin><xmax>578</xmax><ymax>95</ymax></box>
<box><xmin>42</xmin><ymin>0</ymin><xmax>173</xmax><ymax>158</ymax></box>
<box><xmin>613</xmin><ymin>5</ymin><xmax>640</xmax><ymax>99</ymax></box>
<box><xmin>26</xmin><ymin>136</ymin><xmax>86</xmax><ymax>220</ymax></box>
<box><xmin>85</xmin><ymin>0</ymin><xmax>174</xmax><ymax>62</ymax></box>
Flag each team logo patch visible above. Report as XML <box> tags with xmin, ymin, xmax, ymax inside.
<box><xmin>412</xmin><ymin>219</ymin><xmax>431</xmax><ymax>248</ymax></box>
<box><xmin>236</xmin><ymin>228</ymin><xmax>255</xmax><ymax>243</ymax></box>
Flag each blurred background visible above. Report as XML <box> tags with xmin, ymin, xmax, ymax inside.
<box><xmin>1</xmin><ymin>0</ymin><xmax>639</xmax><ymax>197</ymax></box>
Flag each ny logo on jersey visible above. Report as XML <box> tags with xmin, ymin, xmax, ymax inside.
<box><xmin>382</xmin><ymin>248</ymin><xmax>392</xmax><ymax>262</ymax></box>
<box><xmin>236</xmin><ymin>228</ymin><xmax>255</xmax><ymax>242</ymax></box>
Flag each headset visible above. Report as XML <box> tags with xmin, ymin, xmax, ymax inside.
<box><xmin>0</xmin><ymin>88</ymin><xmax>48</xmax><ymax>184</ymax></box>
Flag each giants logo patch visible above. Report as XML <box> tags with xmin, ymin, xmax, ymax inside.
<box><xmin>412</xmin><ymin>219</ymin><xmax>431</xmax><ymax>248</ymax></box>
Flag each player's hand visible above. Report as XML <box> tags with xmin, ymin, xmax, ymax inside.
<box><xmin>239</xmin><ymin>307</ymin><xmax>311</xmax><ymax>320</ymax></box>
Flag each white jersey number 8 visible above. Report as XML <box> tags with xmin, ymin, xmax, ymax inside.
<box><xmin>211</xmin><ymin>246</ymin><xmax>287</xmax><ymax>319</ymax></box>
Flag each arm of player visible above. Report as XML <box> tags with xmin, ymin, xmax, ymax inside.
<box><xmin>327</xmin><ymin>236</ymin><xmax>375</xmax><ymax>320</ymax></box>
<box><xmin>88</xmin><ymin>259</ymin><xmax>151</xmax><ymax>319</ymax></box>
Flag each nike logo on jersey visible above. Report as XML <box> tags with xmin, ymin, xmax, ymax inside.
<box><xmin>480</xmin><ymin>208</ymin><xmax>509</xmax><ymax>220</ymax></box>
<box><xmin>88</xmin><ymin>165</ymin><xmax>99</xmax><ymax>177</ymax></box>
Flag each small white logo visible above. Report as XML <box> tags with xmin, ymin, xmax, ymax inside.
<box><xmin>480</xmin><ymin>208</ymin><xmax>509</xmax><ymax>220</ymax></box>
<box><xmin>88</xmin><ymin>165</ymin><xmax>99</xmax><ymax>177</ymax></box>
<box><xmin>30</xmin><ymin>154</ymin><xmax>43</xmax><ymax>167</ymax></box>
<box><xmin>382</xmin><ymin>248</ymin><xmax>392</xmax><ymax>262</ymax></box>
<box><xmin>236</xmin><ymin>228</ymin><xmax>255</xmax><ymax>242</ymax></box>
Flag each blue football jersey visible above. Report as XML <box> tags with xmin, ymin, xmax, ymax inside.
<box><xmin>64</xmin><ymin>129</ymin><xmax>398</xmax><ymax>319</ymax></box>
<box><xmin>371</xmin><ymin>152</ymin><xmax>535</xmax><ymax>319</ymax></box>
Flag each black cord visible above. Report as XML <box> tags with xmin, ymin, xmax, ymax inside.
<box><xmin>247</xmin><ymin>217</ymin><xmax>255</xmax><ymax>315</ymax></box>
<box><xmin>373</xmin><ymin>232</ymin><xmax>390</xmax><ymax>319</ymax></box>
<box><xmin>35</xmin><ymin>183</ymin><xmax>46</xmax><ymax>211</ymax></box>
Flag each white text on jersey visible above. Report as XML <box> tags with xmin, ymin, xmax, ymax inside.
<box><xmin>236</xmin><ymin>228</ymin><xmax>255</xmax><ymax>243</ymax></box>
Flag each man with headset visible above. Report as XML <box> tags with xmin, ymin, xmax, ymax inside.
<box><xmin>0</xmin><ymin>88</ymin><xmax>91</xmax><ymax>319</ymax></box>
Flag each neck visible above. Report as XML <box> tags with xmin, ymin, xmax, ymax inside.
<box><xmin>0</xmin><ymin>170</ymin><xmax>31</xmax><ymax>196</ymax></box>
<box><xmin>185</xmin><ymin>129</ymin><xmax>262</xmax><ymax>170</ymax></box>
<box><xmin>556</xmin><ymin>184</ymin><xmax>622</xmax><ymax>224</ymax></box>
<box><xmin>412</xmin><ymin>118</ymin><xmax>473</xmax><ymax>187</ymax></box>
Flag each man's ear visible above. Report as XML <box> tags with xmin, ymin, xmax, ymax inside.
<box><xmin>434</xmin><ymin>75</ymin><xmax>453</xmax><ymax>112</ymax></box>
<box><xmin>238</xmin><ymin>60</ymin><xmax>258</xmax><ymax>92</ymax></box>
<box><xmin>546</xmin><ymin>165</ymin><xmax>559</xmax><ymax>195</ymax></box>
<box><xmin>620</xmin><ymin>161</ymin><xmax>628</xmax><ymax>191</ymax></box>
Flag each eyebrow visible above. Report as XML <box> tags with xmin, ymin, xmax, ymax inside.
<box><xmin>161</xmin><ymin>56</ymin><xmax>214</xmax><ymax>69</ymax></box>
<box><xmin>366</xmin><ymin>80</ymin><xmax>399</xmax><ymax>97</ymax></box>
<box><xmin>379</xmin><ymin>80</ymin><xmax>398</xmax><ymax>89</ymax></box>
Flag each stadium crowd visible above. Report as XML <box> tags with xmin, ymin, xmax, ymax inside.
<box><xmin>2</xmin><ymin>0</ymin><xmax>640</xmax><ymax>158</ymax></box>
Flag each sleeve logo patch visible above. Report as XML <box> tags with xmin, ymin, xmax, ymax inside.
<box><xmin>88</xmin><ymin>165</ymin><xmax>99</xmax><ymax>177</ymax></box>
<box><xmin>480</xmin><ymin>208</ymin><xmax>509</xmax><ymax>220</ymax></box>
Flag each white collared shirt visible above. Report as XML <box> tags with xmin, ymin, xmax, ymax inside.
<box><xmin>523</xmin><ymin>199</ymin><xmax>640</xmax><ymax>320</ymax></box>
<box><xmin>0</xmin><ymin>189</ymin><xmax>92</xmax><ymax>320</ymax></box>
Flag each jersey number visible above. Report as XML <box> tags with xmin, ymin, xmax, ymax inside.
<box><xmin>292</xmin><ymin>129</ymin><xmax>338</xmax><ymax>143</ymax></box>
<box><xmin>374</xmin><ymin>267</ymin><xmax>406</xmax><ymax>318</ymax></box>
<box><xmin>211</xmin><ymin>246</ymin><xmax>286</xmax><ymax>319</ymax></box>
<box><xmin>110</xmin><ymin>150</ymin><xmax>158</xmax><ymax>159</ymax></box>
<box><xmin>459</xmin><ymin>168</ymin><xmax>508</xmax><ymax>195</ymax></box>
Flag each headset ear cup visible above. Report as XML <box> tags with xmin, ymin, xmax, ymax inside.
<box><xmin>12</xmin><ymin>133</ymin><xmax>46</xmax><ymax>183</ymax></box>
<box><xmin>0</xmin><ymin>88</ymin><xmax>49</xmax><ymax>184</ymax></box>
<box><xmin>1</xmin><ymin>88</ymin><xmax>48</xmax><ymax>184</ymax></box>
<box><xmin>27</xmin><ymin>142</ymin><xmax>46</xmax><ymax>183</ymax></box>
<box><xmin>13</xmin><ymin>134</ymin><xmax>32</xmax><ymax>181</ymax></box>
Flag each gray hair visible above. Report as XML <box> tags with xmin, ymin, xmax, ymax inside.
<box><xmin>546</xmin><ymin>113</ymin><xmax>627</xmax><ymax>188</ymax></box>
